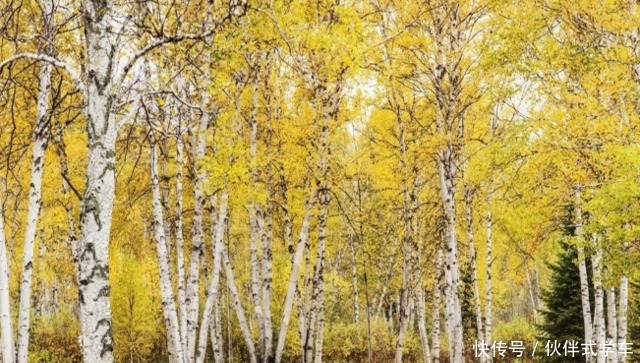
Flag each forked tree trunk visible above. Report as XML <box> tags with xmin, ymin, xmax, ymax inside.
<box><xmin>151</xmin><ymin>143</ymin><xmax>185</xmax><ymax>363</ymax></box>
<box><xmin>221</xmin><ymin>244</ymin><xmax>258</xmax><ymax>363</ymax></box>
<box><xmin>196</xmin><ymin>193</ymin><xmax>228</xmax><ymax>363</ymax></box>
<box><xmin>185</xmin><ymin>114</ymin><xmax>208</xmax><ymax>363</ymax></box>
<box><xmin>274</xmin><ymin>190</ymin><xmax>316</xmax><ymax>363</ymax></box>
<box><xmin>304</xmin><ymin>190</ymin><xmax>329</xmax><ymax>363</ymax></box>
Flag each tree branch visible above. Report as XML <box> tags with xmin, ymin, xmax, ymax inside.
<box><xmin>115</xmin><ymin>0</ymin><xmax>247</xmax><ymax>86</ymax></box>
<box><xmin>0</xmin><ymin>52</ymin><xmax>84</xmax><ymax>92</ymax></box>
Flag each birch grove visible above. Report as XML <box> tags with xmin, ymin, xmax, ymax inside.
<box><xmin>0</xmin><ymin>0</ymin><xmax>640</xmax><ymax>362</ymax></box>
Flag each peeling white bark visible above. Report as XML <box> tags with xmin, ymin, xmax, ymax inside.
<box><xmin>77</xmin><ymin>1</ymin><xmax>120</xmax><ymax>360</ymax></box>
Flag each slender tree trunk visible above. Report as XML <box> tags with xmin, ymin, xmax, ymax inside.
<box><xmin>417</xmin><ymin>286</ymin><xmax>431</xmax><ymax>363</ymax></box>
<box><xmin>175</xmin><ymin>136</ymin><xmax>189</xmax><ymax>358</ymax></box>
<box><xmin>395</xmin><ymin>110</ymin><xmax>418</xmax><ymax>363</ymax></box>
<box><xmin>313</xmin><ymin>265</ymin><xmax>325</xmax><ymax>363</ymax></box>
<box><xmin>376</xmin><ymin>250</ymin><xmax>397</xmax><ymax>318</ymax></box>
<box><xmin>274</xmin><ymin>190</ymin><xmax>316</xmax><ymax>363</ymax></box>
<box><xmin>213</xmin><ymin>289</ymin><xmax>225</xmax><ymax>363</ymax></box>
<box><xmin>464</xmin><ymin>187</ymin><xmax>484</xmax><ymax>354</ymax></box>
<box><xmin>248</xmin><ymin>206</ymin><xmax>265</xmax><ymax>358</ymax></box>
<box><xmin>524</xmin><ymin>261</ymin><xmax>538</xmax><ymax>323</ymax></box>
<box><xmin>16</xmin><ymin>58</ymin><xmax>52</xmax><ymax>363</ymax></box>
<box><xmin>437</xmin><ymin>152</ymin><xmax>463</xmax><ymax>363</ymax></box>
<box><xmin>208</xmin><ymin>196</ymin><xmax>225</xmax><ymax>363</ymax></box>
<box><xmin>261</xmin><ymin>183</ymin><xmax>274</xmax><ymax>363</ymax></box>
<box><xmin>151</xmin><ymin>143</ymin><xmax>186</xmax><ymax>363</ymax></box>
<box><xmin>485</xmin><ymin>199</ymin><xmax>493</xmax><ymax>363</ymax></box>
<box><xmin>592</xmin><ymin>235</ymin><xmax>605</xmax><ymax>363</ymax></box>
<box><xmin>304</xmin><ymin>191</ymin><xmax>329</xmax><ymax>363</ymax></box>
<box><xmin>0</xmin><ymin>198</ymin><xmax>14</xmax><ymax>363</ymax></box>
<box><xmin>618</xmin><ymin>274</ymin><xmax>628</xmax><ymax>363</ymax></box>
<box><xmin>196</xmin><ymin>193</ymin><xmax>228</xmax><ymax>363</ymax></box>
<box><xmin>432</xmin><ymin>248</ymin><xmax>443</xmax><ymax>363</ymax></box>
<box><xmin>349</xmin><ymin>234</ymin><xmax>360</xmax><ymax>323</ymax></box>
<box><xmin>575</xmin><ymin>189</ymin><xmax>593</xmax><ymax>362</ymax></box>
<box><xmin>185</xmin><ymin>114</ymin><xmax>208</xmax><ymax>362</ymax></box>
<box><xmin>221</xmin><ymin>244</ymin><xmax>258</xmax><ymax>363</ymax></box>
<box><xmin>606</xmin><ymin>287</ymin><xmax>618</xmax><ymax>363</ymax></box>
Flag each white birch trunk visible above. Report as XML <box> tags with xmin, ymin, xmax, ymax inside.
<box><xmin>248</xmin><ymin>208</ymin><xmax>265</xmax><ymax>357</ymax></box>
<box><xmin>185</xmin><ymin>114</ymin><xmax>208</xmax><ymax>362</ymax></box>
<box><xmin>485</xmin><ymin>201</ymin><xmax>493</xmax><ymax>363</ymax></box>
<box><xmin>395</xmin><ymin>111</ymin><xmax>415</xmax><ymax>363</ymax></box>
<box><xmin>151</xmin><ymin>144</ymin><xmax>185</xmax><ymax>363</ymax></box>
<box><xmin>77</xmin><ymin>0</ymin><xmax>120</xmax><ymax>359</ymax></box>
<box><xmin>592</xmin><ymin>235</ymin><xmax>605</xmax><ymax>363</ymax></box>
<box><xmin>274</xmin><ymin>191</ymin><xmax>316</xmax><ymax>363</ymax></box>
<box><xmin>208</xmin><ymin>196</ymin><xmax>224</xmax><ymax>363</ymax></box>
<box><xmin>606</xmin><ymin>287</ymin><xmax>617</xmax><ymax>363</ymax></box>
<box><xmin>464</xmin><ymin>187</ymin><xmax>484</xmax><ymax>352</ymax></box>
<box><xmin>261</xmin><ymin>194</ymin><xmax>274</xmax><ymax>363</ymax></box>
<box><xmin>0</xmin><ymin>197</ymin><xmax>14</xmax><ymax>363</ymax></box>
<box><xmin>175</xmin><ymin>136</ymin><xmax>188</xmax><ymax>358</ymax></box>
<box><xmin>221</xmin><ymin>245</ymin><xmax>258</xmax><ymax>363</ymax></box>
<box><xmin>304</xmin><ymin>191</ymin><xmax>329</xmax><ymax>363</ymax></box>
<box><xmin>313</xmin><ymin>289</ymin><xmax>325</xmax><ymax>363</ymax></box>
<box><xmin>575</xmin><ymin>192</ymin><xmax>593</xmax><ymax>359</ymax></box>
<box><xmin>432</xmin><ymin>248</ymin><xmax>443</xmax><ymax>363</ymax></box>
<box><xmin>213</xmin><ymin>291</ymin><xmax>224</xmax><ymax>363</ymax></box>
<box><xmin>618</xmin><ymin>274</ymin><xmax>628</xmax><ymax>363</ymax></box>
<box><xmin>437</xmin><ymin>152</ymin><xmax>463</xmax><ymax>363</ymax></box>
<box><xmin>416</xmin><ymin>286</ymin><xmax>431</xmax><ymax>363</ymax></box>
<box><xmin>15</xmin><ymin>56</ymin><xmax>52</xmax><ymax>363</ymax></box>
<box><xmin>196</xmin><ymin>192</ymin><xmax>228</xmax><ymax>363</ymax></box>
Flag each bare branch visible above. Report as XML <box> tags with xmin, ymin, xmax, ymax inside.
<box><xmin>0</xmin><ymin>52</ymin><xmax>84</xmax><ymax>92</ymax></box>
<box><xmin>115</xmin><ymin>0</ymin><xmax>247</xmax><ymax>86</ymax></box>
